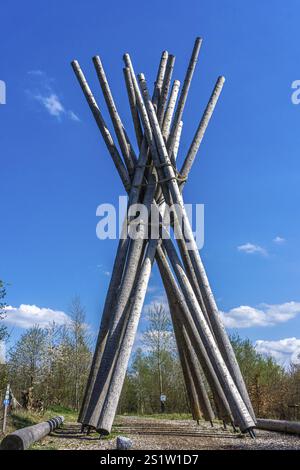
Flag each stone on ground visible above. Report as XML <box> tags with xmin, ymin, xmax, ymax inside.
<box><xmin>116</xmin><ymin>436</ymin><xmax>133</xmax><ymax>450</ymax></box>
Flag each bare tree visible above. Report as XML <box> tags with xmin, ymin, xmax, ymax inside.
<box><xmin>68</xmin><ymin>296</ymin><xmax>92</xmax><ymax>410</ymax></box>
<box><xmin>143</xmin><ymin>303</ymin><xmax>174</xmax><ymax>411</ymax></box>
<box><xmin>0</xmin><ymin>280</ymin><xmax>8</xmax><ymax>343</ymax></box>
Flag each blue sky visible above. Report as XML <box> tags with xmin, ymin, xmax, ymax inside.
<box><xmin>1</xmin><ymin>0</ymin><xmax>300</xmax><ymax>366</ymax></box>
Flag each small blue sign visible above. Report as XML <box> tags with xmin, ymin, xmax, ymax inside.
<box><xmin>3</xmin><ymin>399</ymin><xmax>10</xmax><ymax>406</ymax></box>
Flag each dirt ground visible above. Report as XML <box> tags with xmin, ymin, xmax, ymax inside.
<box><xmin>32</xmin><ymin>416</ymin><xmax>300</xmax><ymax>450</ymax></box>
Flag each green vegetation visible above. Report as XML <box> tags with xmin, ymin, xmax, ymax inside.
<box><xmin>2</xmin><ymin>297</ymin><xmax>92</xmax><ymax>411</ymax></box>
<box><xmin>43</xmin><ymin>405</ymin><xmax>79</xmax><ymax>422</ymax></box>
<box><xmin>119</xmin><ymin>315</ymin><xmax>300</xmax><ymax>420</ymax></box>
<box><xmin>1</xmin><ymin>299</ymin><xmax>300</xmax><ymax>427</ymax></box>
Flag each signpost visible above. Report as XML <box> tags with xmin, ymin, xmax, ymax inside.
<box><xmin>160</xmin><ymin>394</ymin><xmax>166</xmax><ymax>413</ymax></box>
<box><xmin>2</xmin><ymin>384</ymin><xmax>10</xmax><ymax>434</ymax></box>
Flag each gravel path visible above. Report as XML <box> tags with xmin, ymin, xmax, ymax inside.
<box><xmin>33</xmin><ymin>416</ymin><xmax>300</xmax><ymax>450</ymax></box>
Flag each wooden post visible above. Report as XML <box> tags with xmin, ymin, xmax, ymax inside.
<box><xmin>167</xmin><ymin>37</ymin><xmax>202</xmax><ymax>162</ymax></box>
<box><xmin>93</xmin><ymin>125</ymin><xmax>184</xmax><ymax>434</ymax></box>
<box><xmin>92</xmin><ymin>55</ymin><xmax>137</xmax><ymax>175</ymax></box>
<box><xmin>167</xmin><ymin>290</ymin><xmax>214</xmax><ymax>422</ymax></box>
<box><xmin>180</xmin><ymin>76</ymin><xmax>225</xmax><ymax>180</ymax></box>
<box><xmin>155</xmin><ymin>245</ymin><xmax>233</xmax><ymax>423</ymax></box>
<box><xmin>137</xmin><ymin>73</ymin><xmax>255</xmax><ymax>429</ymax></box>
<box><xmin>71</xmin><ymin>39</ymin><xmax>256</xmax><ymax>435</ymax></box>
<box><xmin>157</xmin><ymin>55</ymin><xmax>176</xmax><ymax>125</ymax></box>
<box><xmin>73</xmin><ymin>67</ymin><xmax>232</xmax><ymax>430</ymax></box>
<box><xmin>1</xmin><ymin>416</ymin><xmax>64</xmax><ymax>450</ymax></box>
<box><xmin>123</xmin><ymin>67</ymin><xmax>143</xmax><ymax>147</ymax></box>
<box><xmin>162</xmin><ymin>80</ymin><xmax>180</xmax><ymax>138</ymax></box>
<box><xmin>76</xmin><ymin>53</ymin><xmax>171</xmax><ymax>428</ymax></box>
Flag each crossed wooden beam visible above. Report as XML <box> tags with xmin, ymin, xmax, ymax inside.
<box><xmin>71</xmin><ymin>37</ymin><xmax>256</xmax><ymax>437</ymax></box>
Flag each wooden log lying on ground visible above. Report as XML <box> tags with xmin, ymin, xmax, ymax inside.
<box><xmin>256</xmin><ymin>418</ymin><xmax>300</xmax><ymax>435</ymax></box>
<box><xmin>0</xmin><ymin>416</ymin><xmax>64</xmax><ymax>450</ymax></box>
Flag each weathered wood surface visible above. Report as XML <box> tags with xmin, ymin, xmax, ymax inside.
<box><xmin>0</xmin><ymin>416</ymin><xmax>64</xmax><ymax>450</ymax></box>
<box><xmin>256</xmin><ymin>419</ymin><xmax>300</xmax><ymax>435</ymax></box>
<box><xmin>71</xmin><ymin>37</ymin><xmax>256</xmax><ymax>436</ymax></box>
<box><xmin>78</xmin><ymin>53</ymin><xmax>170</xmax><ymax>428</ymax></box>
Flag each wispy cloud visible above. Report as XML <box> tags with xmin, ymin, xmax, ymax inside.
<box><xmin>221</xmin><ymin>301</ymin><xmax>300</xmax><ymax>328</ymax></box>
<box><xmin>273</xmin><ymin>236</ymin><xmax>286</xmax><ymax>244</ymax></box>
<box><xmin>143</xmin><ymin>292</ymin><xmax>169</xmax><ymax>314</ymax></box>
<box><xmin>147</xmin><ymin>284</ymin><xmax>160</xmax><ymax>294</ymax></box>
<box><xmin>237</xmin><ymin>242</ymin><xmax>268</xmax><ymax>256</ymax></box>
<box><xmin>255</xmin><ymin>337</ymin><xmax>300</xmax><ymax>367</ymax></box>
<box><xmin>96</xmin><ymin>264</ymin><xmax>111</xmax><ymax>277</ymax></box>
<box><xmin>67</xmin><ymin>110</ymin><xmax>80</xmax><ymax>122</ymax></box>
<box><xmin>28</xmin><ymin>70</ymin><xmax>45</xmax><ymax>77</ymax></box>
<box><xmin>35</xmin><ymin>93</ymin><xmax>65</xmax><ymax>117</ymax></box>
<box><xmin>26</xmin><ymin>70</ymin><xmax>80</xmax><ymax>122</ymax></box>
<box><xmin>4</xmin><ymin>304</ymin><xmax>71</xmax><ymax>329</ymax></box>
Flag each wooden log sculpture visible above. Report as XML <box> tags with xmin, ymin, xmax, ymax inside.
<box><xmin>0</xmin><ymin>416</ymin><xmax>64</xmax><ymax>450</ymax></box>
<box><xmin>71</xmin><ymin>37</ymin><xmax>256</xmax><ymax>437</ymax></box>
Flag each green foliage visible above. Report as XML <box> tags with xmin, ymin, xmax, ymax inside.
<box><xmin>44</xmin><ymin>405</ymin><xmax>78</xmax><ymax>422</ymax></box>
<box><xmin>119</xmin><ymin>347</ymin><xmax>188</xmax><ymax>415</ymax></box>
<box><xmin>4</xmin><ymin>295</ymin><xmax>300</xmax><ymax>423</ymax></box>
<box><xmin>11</xmin><ymin>409</ymin><xmax>38</xmax><ymax>429</ymax></box>
<box><xmin>230</xmin><ymin>333</ymin><xmax>288</xmax><ymax>417</ymax></box>
<box><xmin>119</xmin><ymin>304</ymin><xmax>188</xmax><ymax>415</ymax></box>
<box><xmin>8</xmin><ymin>325</ymin><xmax>48</xmax><ymax>389</ymax></box>
<box><xmin>120</xmin><ymin>327</ymin><xmax>300</xmax><ymax>420</ymax></box>
<box><xmin>7</xmin><ymin>297</ymin><xmax>92</xmax><ymax>411</ymax></box>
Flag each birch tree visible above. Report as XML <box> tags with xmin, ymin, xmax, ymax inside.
<box><xmin>68</xmin><ymin>297</ymin><xmax>92</xmax><ymax>410</ymax></box>
<box><xmin>143</xmin><ymin>304</ymin><xmax>174</xmax><ymax>411</ymax></box>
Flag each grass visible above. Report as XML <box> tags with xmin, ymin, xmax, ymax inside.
<box><xmin>2</xmin><ymin>405</ymin><xmax>78</xmax><ymax>438</ymax></box>
<box><xmin>43</xmin><ymin>405</ymin><xmax>78</xmax><ymax>423</ymax></box>
<box><xmin>7</xmin><ymin>408</ymin><xmax>44</xmax><ymax>435</ymax></box>
<box><xmin>2</xmin><ymin>408</ymin><xmax>198</xmax><ymax>450</ymax></box>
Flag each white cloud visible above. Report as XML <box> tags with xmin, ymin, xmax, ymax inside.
<box><xmin>68</xmin><ymin>110</ymin><xmax>80</xmax><ymax>122</ymax></box>
<box><xmin>96</xmin><ymin>265</ymin><xmax>111</xmax><ymax>277</ymax></box>
<box><xmin>273</xmin><ymin>236</ymin><xmax>286</xmax><ymax>244</ymax></box>
<box><xmin>255</xmin><ymin>338</ymin><xmax>300</xmax><ymax>367</ymax></box>
<box><xmin>143</xmin><ymin>292</ymin><xmax>169</xmax><ymax>314</ymax></box>
<box><xmin>147</xmin><ymin>285</ymin><xmax>160</xmax><ymax>294</ymax></box>
<box><xmin>220</xmin><ymin>301</ymin><xmax>300</xmax><ymax>328</ymax></box>
<box><xmin>0</xmin><ymin>341</ymin><xmax>5</xmax><ymax>364</ymax></box>
<box><xmin>27</xmin><ymin>70</ymin><xmax>45</xmax><ymax>76</ymax></box>
<box><xmin>237</xmin><ymin>243</ymin><xmax>268</xmax><ymax>256</ymax></box>
<box><xmin>27</xmin><ymin>70</ymin><xmax>80</xmax><ymax>122</ymax></box>
<box><xmin>36</xmin><ymin>93</ymin><xmax>65</xmax><ymax>117</ymax></box>
<box><xmin>132</xmin><ymin>331</ymin><xmax>144</xmax><ymax>353</ymax></box>
<box><xmin>4</xmin><ymin>304</ymin><xmax>71</xmax><ymax>329</ymax></box>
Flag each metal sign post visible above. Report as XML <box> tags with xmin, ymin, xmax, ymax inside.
<box><xmin>2</xmin><ymin>384</ymin><xmax>10</xmax><ymax>434</ymax></box>
<box><xmin>160</xmin><ymin>394</ymin><xmax>166</xmax><ymax>413</ymax></box>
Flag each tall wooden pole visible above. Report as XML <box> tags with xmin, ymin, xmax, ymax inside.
<box><xmin>71</xmin><ymin>39</ymin><xmax>255</xmax><ymax>435</ymax></box>
<box><xmin>72</xmin><ymin>63</ymin><xmax>230</xmax><ymax>430</ymax></box>
<box><xmin>137</xmin><ymin>73</ymin><xmax>255</xmax><ymax>427</ymax></box>
<box><xmin>75</xmin><ymin>53</ymin><xmax>170</xmax><ymax>427</ymax></box>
